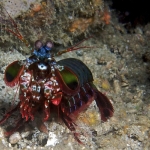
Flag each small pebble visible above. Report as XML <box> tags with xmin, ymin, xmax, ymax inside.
<box><xmin>101</xmin><ymin>79</ymin><xmax>110</xmax><ymax>90</ymax></box>
<box><xmin>76</xmin><ymin>50</ymin><xmax>83</xmax><ymax>56</ymax></box>
<box><xmin>9</xmin><ymin>132</ymin><xmax>21</xmax><ymax>144</ymax></box>
<box><xmin>21</xmin><ymin>131</ymin><xmax>30</xmax><ymax>138</ymax></box>
<box><xmin>113</xmin><ymin>80</ymin><xmax>121</xmax><ymax>94</ymax></box>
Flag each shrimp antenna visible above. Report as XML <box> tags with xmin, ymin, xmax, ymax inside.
<box><xmin>55</xmin><ymin>36</ymin><xmax>96</xmax><ymax>56</ymax></box>
<box><xmin>1</xmin><ymin>5</ymin><xmax>32</xmax><ymax>51</ymax></box>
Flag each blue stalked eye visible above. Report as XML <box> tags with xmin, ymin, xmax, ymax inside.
<box><xmin>35</xmin><ymin>40</ymin><xmax>43</xmax><ymax>50</ymax></box>
<box><xmin>45</xmin><ymin>41</ymin><xmax>53</xmax><ymax>51</ymax></box>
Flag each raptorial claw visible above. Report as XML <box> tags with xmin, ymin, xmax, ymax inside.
<box><xmin>43</xmin><ymin>100</ymin><xmax>50</xmax><ymax>121</ymax></box>
<box><xmin>61</xmin><ymin>113</ymin><xmax>84</xmax><ymax>144</ymax></box>
<box><xmin>43</xmin><ymin>112</ymin><xmax>50</xmax><ymax>121</ymax></box>
<box><xmin>0</xmin><ymin>104</ymin><xmax>19</xmax><ymax>125</ymax></box>
<box><xmin>28</xmin><ymin>107</ymin><xmax>34</xmax><ymax>121</ymax></box>
<box><xmin>4</xmin><ymin>118</ymin><xmax>25</xmax><ymax>137</ymax></box>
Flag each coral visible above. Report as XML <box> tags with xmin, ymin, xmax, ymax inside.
<box><xmin>31</xmin><ymin>2</ymin><xmax>43</xmax><ymax>12</ymax></box>
<box><xmin>101</xmin><ymin>9</ymin><xmax>111</xmax><ymax>25</ymax></box>
<box><xmin>69</xmin><ymin>18</ymin><xmax>94</xmax><ymax>33</ymax></box>
<box><xmin>0</xmin><ymin>0</ymin><xmax>109</xmax><ymax>53</ymax></box>
<box><xmin>68</xmin><ymin>0</ymin><xmax>111</xmax><ymax>35</ymax></box>
<box><xmin>26</xmin><ymin>1</ymin><xmax>49</xmax><ymax>18</ymax></box>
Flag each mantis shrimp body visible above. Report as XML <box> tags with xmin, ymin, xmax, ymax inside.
<box><xmin>0</xmin><ymin>6</ymin><xmax>114</xmax><ymax>144</ymax></box>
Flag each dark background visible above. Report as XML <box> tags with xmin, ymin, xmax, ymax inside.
<box><xmin>109</xmin><ymin>0</ymin><xmax>150</xmax><ymax>27</ymax></box>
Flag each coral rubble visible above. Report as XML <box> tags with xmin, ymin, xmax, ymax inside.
<box><xmin>0</xmin><ymin>0</ymin><xmax>108</xmax><ymax>53</ymax></box>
